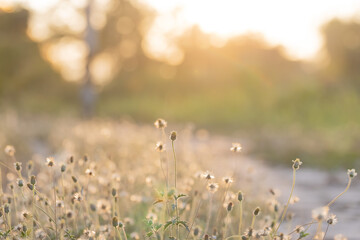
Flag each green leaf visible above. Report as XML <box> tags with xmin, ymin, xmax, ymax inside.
<box><xmin>153</xmin><ymin>199</ymin><xmax>164</xmax><ymax>205</ymax></box>
<box><xmin>167</xmin><ymin>189</ymin><xmax>175</xmax><ymax>197</ymax></box>
<box><xmin>163</xmin><ymin>221</ymin><xmax>173</xmax><ymax>231</ymax></box>
<box><xmin>177</xmin><ymin>221</ymin><xmax>190</xmax><ymax>232</ymax></box>
<box><xmin>175</xmin><ymin>194</ymin><xmax>187</xmax><ymax>200</ymax></box>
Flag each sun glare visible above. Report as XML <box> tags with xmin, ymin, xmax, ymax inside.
<box><xmin>141</xmin><ymin>0</ymin><xmax>360</xmax><ymax>60</ymax></box>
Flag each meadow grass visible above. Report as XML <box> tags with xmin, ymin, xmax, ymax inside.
<box><xmin>0</xmin><ymin>118</ymin><xmax>357</xmax><ymax>240</ymax></box>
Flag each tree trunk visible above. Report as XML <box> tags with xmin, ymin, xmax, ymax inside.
<box><xmin>81</xmin><ymin>0</ymin><xmax>97</xmax><ymax>118</ymax></box>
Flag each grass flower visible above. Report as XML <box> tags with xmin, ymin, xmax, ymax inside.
<box><xmin>347</xmin><ymin>169</ymin><xmax>357</xmax><ymax>178</ymax></box>
<box><xmin>230</xmin><ymin>143</ymin><xmax>242</xmax><ymax>153</ymax></box>
<box><xmin>154</xmin><ymin>118</ymin><xmax>167</xmax><ymax>129</ymax></box>
<box><xmin>46</xmin><ymin>157</ymin><xmax>55</xmax><ymax>167</ymax></box>
<box><xmin>4</xmin><ymin>145</ymin><xmax>15</xmax><ymax>156</ymax></box>
<box><xmin>312</xmin><ymin>206</ymin><xmax>329</xmax><ymax>221</ymax></box>
<box><xmin>207</xmin><ymin>182</ymin><xmax>219</xmax><ymax>193</ymax></box>
<box><xmin>326</xmin><ymin>214</ymin><xmax>338</xmax><ymax>225</ymax></box>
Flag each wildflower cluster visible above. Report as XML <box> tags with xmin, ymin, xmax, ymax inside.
<box><xmin>0</xmin><ymin>119</ymin><xmax>356</xmax><ymax>240</ymax></box>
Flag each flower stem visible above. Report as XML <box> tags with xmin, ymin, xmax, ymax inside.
<box><xmin>274</xmin><ymin>167</ymin><xmax>296</xmax><ymax>236</ymax></box>
<box><xmin>238</xmin><ymin>201</ymin><xmax>243</xmax><ymax>235</ymax></box>
<box><xmin>327</xmin><ymin>177</ymin><xmax>351</xmax><ymax>207</ymax></box>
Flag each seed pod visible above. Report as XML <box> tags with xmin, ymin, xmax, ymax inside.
<box><xmin>15</xmin><ymin>162</ymin><xmax>22</xmax><ymax>171</ymax></box>
<box><xmin>4</xmin><ymin>204</ymin><xmax>10</xmax><ymax>214</ymax></box>
<box><xmin>193</xmin><ymin>227</ymin><xmax>199</xmax><ymax>236</ymax></box>
<box><xmin>30</xmin><ymin>175</ymin><xmax>36</xmax><ymax>185</ymax></box>
<box><xmin>27</xmin><ymin>183</ymin><xmax>34</xmax><ymax>191</ymax></box>
<box><xmin>27</xmin><ymin>161</ymin><xmax>33</xmax><ymax>171</ymax></box>
<box><xmin>170</xmin><ymin>131</ymin><xmax>177</xmax><ymax>141</ymax></box>
<box><xmin>237</xmin><ymin>191</ymin><xmax>243</xmax><ymax>202</ymax></box>
<box><xmin>227</xmin><ymin>202</ymin><xmax>233</xmax><ymax>212</ymax></box>
<box><xmin>112</xmin><ymin>188</ymin><xmax>117</xmax><ymax>197</ymax></box>
<box><xmin>112</xmin><ymin>217</ymin><xmax>119</xmax><ymax>227</ymax></box>
<box><xmin>17</xmin><ymin>179</ymin><xmax>24</xmax><ymax>187</ymax></box>
<box><xmin>253</xmin><ymin>207</ymin><xmax>261</xmax><ymax>216</ymax></box>
<box><xmin>71</xmin><ymin>176</ymin><xmax>77</xmax><ymax>183</ymax></box>
<box><xmin>90</xmin><ymin>204</ymin><xmax>96</xmax><ymax>212</ymax></box>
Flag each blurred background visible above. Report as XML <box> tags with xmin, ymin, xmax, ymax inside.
<box><xmin>1</xmin><ymin>0</ymin><xmax>360</xmax><ymax>168</ymax></box>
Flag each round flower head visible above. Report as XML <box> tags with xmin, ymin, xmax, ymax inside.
<box><xmin>154</xmin><ymin>118</ymin><xmax>167</xmax><ymax>129</ymax></box>
<box><xmin>83</xmin><ymin>229</ymin><xmax>96</xmax><ymax>237</ymax></box>
<box><xmin>85</xmin><ymin>168</ymin><xmax>95</xmax><ymax>176</ymax></box>
<box><xmin>292</xmin><ymin>158</ymin><xmax>302</xmax><ymax>170</ymax></box>
<box><xmin>347</xmin><ymin>169</ymin><xmax>357</xmax><ymax>178</ymax></box>
<box><xmin>253</xmin><ymin>207</ymin><xmax>261</xmax><ymax>216</ymax></box>
<box><xmin>223</xmin><ymin>176</ymin><xmax>233</xmax><ymax>184</ymax></box>
<box><xmin>201</xmin><ymin>171</ymin><xmax>215</xmax><ymax>180</ymax></box>
<box><xmin>170</xmin><ymin>131</ymin><xmax>177</xmax><ymax>141</ymax></box>
<box><xmin>326</xmin><ymin>214</ymin><xmax>338</xmax><ymax>225</ymax></box>
<box><xmin>4</xmin><ymin>145</ymin><xmax>15</xmax><ymax>157</ymax></box>
<box><xmin>207</xmin><ymin>182</ymin><xmax>219</xmax><ymax>193</ymax></box>
<box><xmin>14</xmin><ymin>162</ymin><xmax>22</xmax><ymax>172</ymax></box>
<box><xmin>312</xmin><ymin>206</ymin><xmax>329</xmax><ymax>221</ymax></box>
<box><xmin>46</xmin><ymin>157</ymin><xmax>55</xmax><ymax>167</ymax></box>
<box><xmin>230</xmin><ymin>143</ymin><xmax>242</xmax><ymax>153</ymax></box>
<box><xmin>155</xmin><ymin>142</ymin><xmax>165</xmax><ymax>152</ymax></box>
<box><xmin>97</xmin><ymin>199</ymin><xmax>111</xmax><ymax>214</ymax></box>
<box><xmin>237</xmin><ymin>191</ymin><xmax>244</xmax><ymax>201</ymax></box>
<box><xmin>293</xmin><ymin>225</ymin><xmax>304</xmax><ymax>233</ymax></box>
<box><xmin>334</xmin><ymin>234</ymin><xmax>348</xmax><ymax>240</ymax></box>
<box><xmin>35</xmin><ymin>229</ymin><xmax>46</xmax><ymax>239</ymax></box>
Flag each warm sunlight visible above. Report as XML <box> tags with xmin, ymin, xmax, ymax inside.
<box><xmin>141</xmin><ymin>0</ymin><xmax>360</xmax><ymax>60</ymax></box>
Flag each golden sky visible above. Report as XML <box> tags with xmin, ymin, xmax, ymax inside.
<box><xmin>140</xmin><ymin>0</ymin><xmax>360</xmax><ymax>60</ymax></box>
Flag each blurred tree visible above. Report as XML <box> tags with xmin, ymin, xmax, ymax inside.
<box><xmin>0</xmin><ymin>10</ymin><xmax>78</xmax><ymax>113</ymax></box>
<box><xmin>23</xmin><ymin>0</ymin><xmax>150</xmax><ymax>117</ymax></box>
<box><xmin>322</xmin><ymin>18</ymin><xmax>360</xmax><ymax>87</ymax></box>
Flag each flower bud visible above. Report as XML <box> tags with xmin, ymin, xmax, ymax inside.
<box><xmin>253</xmin><ymin>207</ymin><xmax>261</xmax><ymax>216</ymax></box>
<box><xmin>112</xmin><ymin>188</ymin><xmax>117</xmax><ymax>197</ymax></box>
<box><xmin>72</xmin><ymin>176</ymin><xmax>77</xmax><ymax>183</ymax></box>
<box><xmin>227</xmin><ymin>202</ymin><xmax>233</xmax><ymax>212</ymax></box>
<box><xmin>27</xmin><ymin>183</ymin><xmax>34</xmax><ymax>191</ymax></box>
<box><xmin>170</xmin><ymin>131</ymin><xmax>177</xmax><ymax>141</ymax></box>
<box><xmin>30</xmin><ymin>175</ymin><xmax>36</xmax><ymax>185</ymax></box>
<box><xmin>112</xmin><ymin>217</ymin><xmax>119</xmax><ymax>227</ymax></box>
<box><xmin>237</xmin><ymin>191</ymin><xmax>243</xmax><ymax>202</ymax></box>
<box><xmin>4</xmin><ymin>203</ymin><xmax>10</xmax><ymax>214</ymax></box>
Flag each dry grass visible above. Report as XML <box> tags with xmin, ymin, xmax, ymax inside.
<box><xmin>0</xmin><ymin>117</ymin><xmax>356</xmax><ymax>240</ymax></box>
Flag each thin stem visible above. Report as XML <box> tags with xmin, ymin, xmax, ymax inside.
<box><xmin>116</xmin><ymin>227</ymin><xmax>123</xmax><ymax>240</ymax></box>
<box><xmin>122</xmin><ymin>227</ymin><xmax>128</xmax><ymax>240</ymax></box>
<box><xmin>223</xmin><ymin>212</ymin><xmax>230</xmax><ymax>238</ymax></box>
<box><xmin>53</xmin><ymin>169</ymin><xmax>58</xmax><ymax>240</ymax></box>
<box><xmin>215</xmin><ymin>184</ymin><xmax>230</xmax><ymax>227</ymax></box>
<box><xmin>313</xmin><ymin>220</ymin><xmax>322</xmax><ymax>240</ymax></box>
<box><xmin>172</xmin><ymin>141</ymin><xmax>177</xmax><ymax>189</ymax></box>
<box><xmin>171</xmin><ymin>140</ymin><xmax>180</xmax><ymax>240</ymax></box>
<box><xmin>287</xmin><ymin>221</ymin><xmax>316</xmax><ymax>235</ymax></box>
<box><xmin>204</xmin><ymin>193</ymin><xmax>214</xmax><ymax>234</ymax></box>
<box><xmin>327</xmin><ymin>177</ymin><xmax>351</xmax><ymax>207</ymax></box>
<box><xmin>250</xmin><ymin>214</ymin><xmax>256</xmax><ymax>230</ymax></box>
<box><xmin>322</xmin><ymin>223</ymin><xmax>330</xmax><ymax>240</ymax></box>
<box><xmin>238</xmin><ymin>201</ymin><xmax>243</xmax><ymax>235</ymax></box>
<box><xmin>185</xmin><ymin>198</ymin><xmax>203</xmax><ymax>240</ymax></box>
<box><xmin>274</xmin><ymin>168</ymin><xmax>296</xmax><ymax>236</ymax></box>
